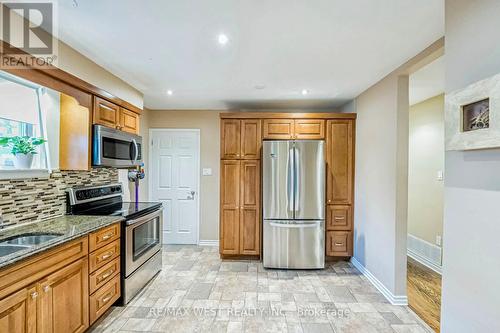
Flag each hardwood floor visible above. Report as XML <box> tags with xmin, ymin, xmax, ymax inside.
<box><xmin>407</xmin><ymin>256</ymin><xmax>442</xmax><ymax>332</ymax></box>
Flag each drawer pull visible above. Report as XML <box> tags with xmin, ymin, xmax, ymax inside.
<box><xmin>334</xmin><ymin>217</ymin><xmax>345</xmax><ymax>220</ymax></box>
<box><xmin>101</xmin><ymin>252</ymin><xmax>113</xmax><ymax>260</ymax></box>
<box><xmin>43</xmin><ymin>286</ymin><xmax>50</xmax><ymax>293</ymax></box>
<box><xmin>334</xmin><ymin>242</ymin><xmax>344</xmax><ymax>246</ymax></box>
<box><xmin>100</xmin><ymin>270</ymin><xmax>114</xmax><ymax>280</ymax></box>
<box><xmin>102</xmin><ymin>293</ymin><xmax>113</xmax><ymax>304</ymax></box>
<box><xmin>102</xmin><ymin>233</ymin><xmax>113</xmax><ymax>240</ymax></box>
<box><xmin>31</xmin><ymin>292</ymin><xmax>38</xmax><ymax>299</ymax></box>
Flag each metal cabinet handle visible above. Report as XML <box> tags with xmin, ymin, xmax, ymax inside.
<box><xmin>102</xmin><ymin>252</ymin><xmax>113</xmax><ymax>260</ymax></box>
<box><xmin>102</xmin><ymin>293</ymin><xmax>113</xmax><ymax>304</ymax></box>
<box><xmin>43</xmin><ymin>286</ymin><xmax>50</xmax><ymax>293</ymax></box>
<box><xmin>31</xmin><ymin>292</ymin><xmax>38</xmax><ymax>299</ymax></box>
<box><xmin>334</xmin><ymin>217</ymin><xmax>346</xmax><ymax>220</ymax></box>
<box><xmin>102</xmin><ymin>233</ymin><xmax>112</xmax><ymax>240</ymax></box>
<box><xmin>334</xmin><ymin>242</ymin><xmax>344</xmax><ymax>246</ymax></box>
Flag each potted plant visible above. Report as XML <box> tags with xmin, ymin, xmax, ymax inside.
<box><xmin>0</xmin><ymin>136</ymin><xmax>46</xmax><ymax>169</ymax></box>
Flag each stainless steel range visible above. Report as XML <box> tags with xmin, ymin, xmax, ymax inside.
<box><xmin>67</xmin><ymin>183</ymin><xmax>163</xmax><ymax>304</ymax></box>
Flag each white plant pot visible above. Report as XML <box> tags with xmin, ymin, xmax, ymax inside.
<box><xmin>14</xmin><ymin>154</ymin><xmax>34</xmax><ymax>169</ymax></box>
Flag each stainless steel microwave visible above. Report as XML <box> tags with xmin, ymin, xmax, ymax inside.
<box><xmin>92</xmin><ymin>125</ymin><xmax>143</xmax><ymax>167</ymax></box>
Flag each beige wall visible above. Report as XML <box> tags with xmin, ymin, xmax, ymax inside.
<box><xmin>148</xmin><ymin>110</ymin><xmax>222</xmax><ymax>241</ymax></box>
<box><xmin>442</xmin><ymin>0</ymin><xmax>500</xmax><ymax>331</ymax></box>
<box><xmin>408</xmin><ymin>94</ymin><xmax>444</xmax><ymax>245</ymax></box>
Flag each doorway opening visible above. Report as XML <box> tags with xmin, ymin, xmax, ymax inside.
<box><xmin>407</xmin><ymin>56</ymin><xmax>445</xmax><ymax>332</ymax></box>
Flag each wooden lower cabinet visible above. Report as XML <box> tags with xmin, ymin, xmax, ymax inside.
<box><xmin>89</xmin><ymin>275</ymin><xmax>120</xmax><ymax>324</ymax></box>
<box><xmin>0</xmin><ymin>286</ymin><xmax>37</xmax><ymax>333</ymax></box>
<box><xmin>220</xmin><ymin>160</ymin><xmax>260</xmax><ymax>256</ymax></box>
<box><xmin>38</xmin><ymin>258</ymin><xmax>89</xmax><ymax>333</ymax></box>
<box><xmin>326</xmin><ymin>231</ymin><xmax>353</xmax><ymax>257</ymax></box>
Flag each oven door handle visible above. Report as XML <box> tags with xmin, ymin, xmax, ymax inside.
<box><xmin>126</xmin><ymin>208</ymin><xmax>163</xmax><ymax>226</ymax></box>
<box><xmin>131</xmin><ymin>139</ymin><xmax>139</xmax><ymax>165</ymax></box>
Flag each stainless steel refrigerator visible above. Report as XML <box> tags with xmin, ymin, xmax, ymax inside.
<box><xmin>262</xmin><ymin>140</ymin><xmax>325</xmax><ymax>269</ymax></box>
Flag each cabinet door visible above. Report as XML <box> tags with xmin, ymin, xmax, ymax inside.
<box><xmin>263</xmin><ymin>119</ymin><xmax>294</xmax><ymax>139</ymax></box>
<box><xmin>93</xmin><ymin>97</ymin><xmax>119</xmax><ymax>128</ymax></box>
<box><xmin>239</xmin><ymin>160</ymin><xmax>260</xmax><ymax>255</ymax></box>
<box><xmin>221</xmin><ymin>120</ymin><xmax>241</xmax><ymax>159</ymax></box>
<box><xmin>220</xmin><ymin>160</ymin><xmax>240</xmax><ymax>254</ymax></box>
<box><xmin>0</xmin><ymin>286</ymin><xmax>37</xmax><ymax>333</ymax></box>
<box><xmin>241</xmin><ymin>120</ymin><xmax>261</xmax><ymax>159</ymax></box>
<box><xmin>294</xmin><ymin>119</ymin><xmax>325</xmax><ymax>139</ymax></box>
<box><xmin>326</xmin><ymin>231</ymin><xmax>352</xmax><ymax>256</ymax></box>
<box><xmin>119</xmin><ymin>108</ymin><xmax>140</xmax><ymax>134</ymax></box>
<box><xmin>326</xmin><ymin>205</ymin><xmax>352</xmax><ymax>231</ymax></box>
<box><xmin>326</xmin><ymin>120</ymin><xmax>354</xmax><ymax>205</ymax></box>
<box><xmin>38</xmin><ymin>258</ymin><xmax>89</xmax><ymax>333</ymax></box>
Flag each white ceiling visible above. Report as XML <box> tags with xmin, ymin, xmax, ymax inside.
<box><xmin>57</xmin><ymin>0</ymin><xmax>444</xmax><ymax>110</ymax></box>
<box><xmin>409</xmin><ymin>56</ymin><xmax>445</xmax><ymax>106</ymax></box>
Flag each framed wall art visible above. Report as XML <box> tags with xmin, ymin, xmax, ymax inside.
<box><xmin>445</xmin><ymin>73</ymin><xmax>500</xmax><ymax>151</ymax></box>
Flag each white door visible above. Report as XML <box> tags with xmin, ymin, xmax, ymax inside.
<box><xmin>150</xmin><ymin>129</ymin><xmax>200</xmax><ymax>244</ymax></box>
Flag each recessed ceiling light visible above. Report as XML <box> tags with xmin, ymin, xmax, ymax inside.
<box><xmin>166</xmin><ymin>90</ymin><xmax>173</xmax><ymax>96</ymax></box>
<box><xmin>301</xmin><ymin>89</ymin><xmax>309</xmax><ymax>95</ymax></box>
<box><xmin>218</xmin><ymin>33</ymin><xmax>229</xmax><ymax>46</ymax></box>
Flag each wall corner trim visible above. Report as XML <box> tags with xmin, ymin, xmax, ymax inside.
<box><xmin>198</xmin><ymin>240</ymin><xmax>220</xmax><ymax>247</ymax></box>
<box><xmin>350</xmin><ymin>257</ymin><xmax>408</xmax><ymax>306</ymax></box>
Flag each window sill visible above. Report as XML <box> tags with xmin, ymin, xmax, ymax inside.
<box><xmin>0</xmin><ymin>169</ymin><xmax>51</xmax><ymax>180</ymax></box>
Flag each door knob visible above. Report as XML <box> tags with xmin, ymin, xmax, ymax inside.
<box><xmin>187</xmin><ymin>191</ymin><xmax>196</xmax><ymax>200</ymax></box>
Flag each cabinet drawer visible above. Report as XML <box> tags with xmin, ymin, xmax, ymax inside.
<box><xmin>89</xmin><ymin>223</ymin><xmax>120</xmax><ymax>252</ymax></box>
<box><xmin>89</xmin><ymin>275</ymin><xmax>120</xmax><ymax>324</ymax></box>
<box><xmin>326</xmin><ymin>231</ymin><xmax>352</xmax><ymax>257</ymax></box>
<box><xmin>89</xmin><ymin>257</ymin><xmax>120</xmax><ymax>294</ymax></box>
<box><xmin>89</xmin><ymin>240</ymin><xmax>120</xmax><ymax>273</ymax></box>
<box><xmin>327</xmin><ymin>205</ymin><xmax>352</xmax><ymax>231</ymax></box>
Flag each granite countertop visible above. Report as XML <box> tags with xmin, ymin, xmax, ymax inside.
<box><xmin>0</xmin><ymin>215</ymin><xmax>124</xmax><ymax>269</ymax></box>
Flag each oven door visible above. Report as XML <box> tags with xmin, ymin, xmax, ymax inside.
<box><xmin>125</xmin><ymin>209</ymin><xmax>163</xmax><ymax>276</ymax></box>
<box><xmin>93</xmin><ymin>125</ymin><xmax>142</xmax><ymax>167</ymax></box>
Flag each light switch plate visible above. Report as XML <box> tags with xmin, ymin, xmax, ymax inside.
<box><xmin>202</xmin><ymin>168</ymin><xmax>212</xmax><ymax>176</ymax></box>
<box><xmin>437</xmin><ymin>170</ymin><xmax>444</xmax><ymax>181</ymax></box>
<box><xmin>436</xmin><ymin>235</ymin><xmax>442</xmax><ymax>246</ymax></box>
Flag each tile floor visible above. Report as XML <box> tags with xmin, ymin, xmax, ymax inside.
<box><xmin>90</xmin><ymin>246</ymin><xmax>432</xmax><ymax>333</ymax></box>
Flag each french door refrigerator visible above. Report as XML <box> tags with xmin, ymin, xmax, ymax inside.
<box><xmin>263</xmin><ymin>140</ymin><xmax>325</xmax><ymax>269</ymax></box>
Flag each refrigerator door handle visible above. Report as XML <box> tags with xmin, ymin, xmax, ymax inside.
<box><xmin>294</xmin><ymin>145</ymin><xmax>300</xmax><ymax>212</ymax></box>
<box><xmin>286</xmin><ymin>147</ymin><xmax>294</xmax><ymax>213</ymax></box>
<box><xmin>269</xmin><ymin>221</ymin><xmax>320</xmax><ymax>228</ymax></box>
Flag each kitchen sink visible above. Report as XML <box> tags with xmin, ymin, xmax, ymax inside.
<box><xmin>0</xmin><ymin>233</ymin><xmax>63</xmax><ymax>246</ymax></box>
<box><xmin>0</xmin><ymin>244</ymin><xmax>31</xmax><ymax>257</ymax></box>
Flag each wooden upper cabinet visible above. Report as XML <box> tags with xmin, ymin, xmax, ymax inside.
<box><xmin>240</xmin><ymin>160</ymin><xmax>260</xmax><ymax>255</ymax></box>
<box><xmin>0</xmin><ymin>285</ymin><xmax>37</xmax><ymax>333</ymax></box>
<box><xmin>326</xmin><ymin>120</ymin><xmax>354</xmax><ymax>205</ymax></box>
<box><xmin>221</xmin><ymin>119</ymin><xmax>241</xmax><ymax>159</ymax></box>
<box><xmin>93</xmin><ymin>97</ymin><xmax>119</xmax><ymax>128</ymax></box>
<box><xmin>294</xmin><ymin>119</ymin><xmax>325</xmax><ymax>139</ymax></box>
<box><xmin>263</xmin><ymin>119</ymin><xmax>294</xmax><ymax>139</ymax></box>
<box><xmin>263</xmin><ymin>119</ymin><xmax>325</xmax><ymax>139</ymax></box>
<box><xmin>240</xmin><ymin>120</ymin><xmax>261</xmax><ymax>159</ymax></box>
<box><xmin>119</xmin><ymin>108</ymin><xmax>139</xmax><ymax>134</ymax></box>
<box><xmin>37</xmin><ymin>257</ymin><xmax>89</xmax><ymax>333</ymax></box>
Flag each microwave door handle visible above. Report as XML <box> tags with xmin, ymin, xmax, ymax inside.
<box><xmin>132</xmin><ymin>139</ymin><xmax>139</xmax><ymax>164</ymax></box>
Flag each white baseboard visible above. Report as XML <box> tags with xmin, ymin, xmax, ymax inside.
<box><xmin>350</xmin><ymin>257</ymin><xmax>408</xmax><ymax>306</ymax></box>
<box><xmin>407</xmin><ymin>234</ymin><xmax>442</xmax><ymax>275</ymax></box>
<box><xmin>198</xmin><ymin>240</ymin><xmax>219</xmax><ymax>247</ymax></box>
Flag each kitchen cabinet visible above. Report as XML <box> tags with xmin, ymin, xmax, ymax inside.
<box><xmin>220</xmin><ymin>113</ymin><xmax>355</xmax><ymax>259</ymax></box>
<box><xmin>239</xmin><ymin>160</ymin><xmax>260</xmax><ymax>255</ymax></box>
<box><xmin>37</xmin><ymin>258</ymin><xmax>89</xmax><ymax>333</ymax></box>
<box><xmin>220</xmin><ymin>160</ymin><xmax>260</xmax><ymax>256</ymax></box>
<box><xmin>263</xmin><ymin>119</ymin><xmax>325</xmax><ymax>139</ymax></box>
<box><xmin>221</xmin><ymin>119</ymin><xmax>261</xmax><ymax>159</ymax></box>
<box><xmin>93</xmin><ymin>96</ymin><xmax>140</xmax><ymax>134</ymax></box>
<box><xmin>0</xmin><ymin>286</ymin><xmax>37</xmax><ymax>333</ymax></box>
<box><xmin>326</xmin><ymin>120</ymin><xmax>354</xmax><ymax>205</ymax></box>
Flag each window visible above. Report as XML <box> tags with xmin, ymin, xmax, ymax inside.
<box><xmin>0</xmin><ymin>71</ymin><xmax>54</xmax><ymax>171</ymax></box>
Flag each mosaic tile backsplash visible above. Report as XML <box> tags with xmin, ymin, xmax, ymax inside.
<box><xmin>0</xmin><ymin>168</ymin><xmax>118</xmax><ymax>224</ymax></box>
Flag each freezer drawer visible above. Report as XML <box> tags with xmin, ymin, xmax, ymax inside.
<box><xmin>263</xmin><ymin>220</ymin><xmax>325</xmax><ymax>269</ymax></box>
